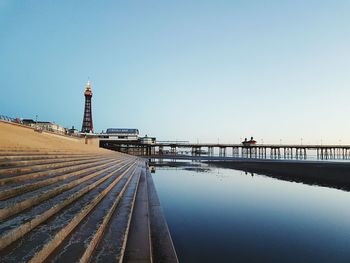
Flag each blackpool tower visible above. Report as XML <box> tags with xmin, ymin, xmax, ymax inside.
<box><xmin>81</xmin><ymin>80</ymin><xmax>94</xmax><ymax>133</ymax></box>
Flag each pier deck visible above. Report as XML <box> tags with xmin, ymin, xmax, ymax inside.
<box><xmin>101</xmin><ymin>140</ymin><xmax>350</xmax><ymax>160</ymax></box>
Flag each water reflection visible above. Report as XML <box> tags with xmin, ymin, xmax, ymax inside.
<box><xmin>152</xmin><ymin>162</ymin><xmax>350</xmax><ymax>263</ymax></box>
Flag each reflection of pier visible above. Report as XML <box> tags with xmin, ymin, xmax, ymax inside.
<box><xmin>100</xmin><ymin>140</ymin><xmax>350</xmax><ymax>160</ymax></box>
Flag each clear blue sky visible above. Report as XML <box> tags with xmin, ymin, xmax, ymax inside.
<box><xmin>1</xmin><ymin>0</ymin><xmax>349</xmax><ymax>144</ymax></box>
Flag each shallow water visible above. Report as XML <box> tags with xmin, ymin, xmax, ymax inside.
<box><xmin>152</xmin><ymin>163</ymin><xmax>350</xmax><ymax>263</ymax></box>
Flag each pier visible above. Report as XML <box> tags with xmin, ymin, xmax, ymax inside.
<box><xmin>99</xmin><ymin>141</ymin><xmax>350</xmax><ymax>160</ymax></box>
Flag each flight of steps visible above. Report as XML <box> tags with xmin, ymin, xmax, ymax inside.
<box><xmin>0</xmin><ymin>148</ymin><xmax>178</xmax><ymax>263</ymax></box>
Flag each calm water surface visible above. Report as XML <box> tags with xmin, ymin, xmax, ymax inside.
<box><xmin>152</xmin><ymin>163</ymin><xmax>350</xmax><ymax>263</ymax></box>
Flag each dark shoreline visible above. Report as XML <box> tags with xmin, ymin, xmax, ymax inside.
<box><xmin>206</xmin><ymin>160</ymin><xmax>350</xmax><ymax>192</ymax></box>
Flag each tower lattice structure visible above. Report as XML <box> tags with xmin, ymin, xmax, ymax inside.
<box><xmin>81</xmin><ymin>81</ymin><xmax>94</xmax><ymax>133</ymax></box>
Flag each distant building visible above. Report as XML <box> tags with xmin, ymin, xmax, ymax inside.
<box><xmin>140</xmin><ymin>135</ymin><xmax>156</xmax><ymax>145</ymax></box>
<box><xmin>22</xmin><ymin>119</ymin><xmax>66</xmax><ymax>134</ymax></box>
<box><xmin>102</xmin><ymin>128</ymin><xmax>140</xmax><ymax>141</ymax></box>
<box><xmin>22</xmin><ymin>119</ymin><xmax>36</xmax><ymax>126</ymax></box>
<box><xmin>98</xmin><ymin>128</ymin><xmax>157</xmax><ymax>155</ymax></box>
<box><xmin>99</xmin><ymin>129</ymin><xmax>156</xmax><ymax>144</ymax></box>
<box><xmin>242</xmin><ymin>137</ymin><xmax>257</xmax><ymax>146</ymax></box>
<box><xmin>68</xmin><ymin>126</ymin><xmax>79</xmax><ymax>135</ymax></box>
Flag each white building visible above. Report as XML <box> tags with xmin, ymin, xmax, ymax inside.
<box><xmin>22</xmin><ymin>119</ymin><xmax>66</xmax><ymax>134</ymax></box>
<box><xmin>101</xmin><ymin>128</ymin><xmax>139</xmax><ymax>141</ymax></box>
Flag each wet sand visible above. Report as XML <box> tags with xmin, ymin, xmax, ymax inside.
<box><xmin>206</xmin><ymin>159</ymin><xmax>350</xmax><ymax>191</ymax></box>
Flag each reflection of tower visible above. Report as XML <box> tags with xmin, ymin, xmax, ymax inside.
<box><xmin>81</xmin><ymin>81</ymin><xmax>94</xmax><ymax>133</ymax></box>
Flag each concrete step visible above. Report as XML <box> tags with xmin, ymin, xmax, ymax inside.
<box><xmin>0</xmin><ymin>155</ymin><xmax>105</xmax><ymax>168</ymax></box>
<box><xmin>89</xmin><ymin>163</ymin><xmax>142</xmax><ymax>263</ymax></box>
<box><xmin>0</xmin><ymin>159</ymin><xmax>131</xmax><ymax>220</ymax></box>
<box><xmin>0</xmin><ymin>151</ymin><xmax>93</xmax><ymax>156</ymax></box>
<box><xmin>0</xmin><ymin>149</ymin><xmax>74</xmax><ymax>153</ymax></box>
<box><xmin>0</xmin><ymin>147</ymin><xmax>178</xmax><ymax>263</ymax></box>
<box><xmin>123</xmin><ymin>167</ymin><xmax>152</xmax><ymax>263</ymax></box>
<box><xmin>0</xmin><ymin>161</ymin><xmax>134</xmax><ymax>238</ymax></box>
<box><xmin>0</xmin><ymin>156</ymin><xmax>125</xmax><ymax>185</ymax></box>
<box><xmin>0</xmin><ymin>153</ymin><xmax>103</xmax><ymax>162</ymax></box>
<box><xmin>29</xmin><ymin>163</ymin><xmax>138</xmax><ymax>263</ymax></box>
<box><xmin>0</xmin><ymin>161</ymin><xmax>137</xmax><ymax>256</ymax></box>
<box><xmin>0</xmin><ymin>158</ymin><xmax>121</xmax><ymax>200</ymax></box>
<box><xmin>0</xmin><ymin>156</ymin><xmax>110</xmax><ymax>175</ymax></box>
<box><xmin>0</xmin><ymin>147</ymin><xmax>78</xmax><ymax>152</ymax></box>
<box><xmin>47</xmin><ymin>163</ymin><xmax>140</xmax><ymax>263</ymax></box>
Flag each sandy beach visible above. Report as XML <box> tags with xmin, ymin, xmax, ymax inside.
<box><xmin>207</xmin><ymin>159</ymin><xmax>350</xmax><ymax>191</ymax></box>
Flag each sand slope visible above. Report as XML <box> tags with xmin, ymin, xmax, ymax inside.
<box><xmin>0</xmin><ymin>121</ymin><xmax>107</xmax><ymax>153</ymax></box>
